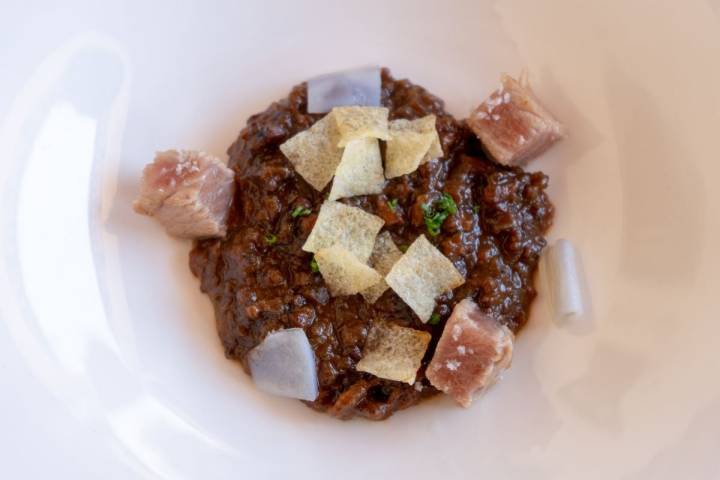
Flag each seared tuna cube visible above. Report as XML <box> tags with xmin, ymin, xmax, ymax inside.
<box><xmin>467</xmin><ymin>73</ymin><xmax>565</xmax><ymax>165</ymax></box>
<box><xmin>134</xmin><ymin>150</ymin><xmax>235</xmax><ymax>238</ymax></box>
<box><xmin>426</xmin><ymin>299</ymin><xmax>514</xmax><ymax>407</ymax></box>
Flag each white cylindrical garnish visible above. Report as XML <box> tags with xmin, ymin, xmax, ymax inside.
<box><xmin>542</xmin><ymin>239</ymin><xmax>587</xmax><ymax>324</ymax></box>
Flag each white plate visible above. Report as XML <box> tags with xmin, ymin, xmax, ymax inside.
<box><xmin>2</xmin><ymin>1</ymin><xmax>720</xmax><ymax>478</ymax></box>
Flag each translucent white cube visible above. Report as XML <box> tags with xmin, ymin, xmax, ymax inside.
<box><xmin>307</xmin><ymin>67</ymin><xmax>381</xmax><ymax>113</ymax></box>
<box><xmin>247</xmin><ymin>328</ymin><xmax>318</xmax><ymax>401</ymax></box>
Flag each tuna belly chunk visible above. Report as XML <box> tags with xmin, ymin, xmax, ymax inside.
<box><xmin>467</xmin><ymin>73</ymin><xmax>565</xmax><ymax>166</ymax></box>
<box><xmin>426</xmin><ymin>298</ymin><xmax>514</xmax><ymax>407</ymax></box>
<box><xmin>133</xmin><ymin>150</ymin><xmax>235</xmax><ymax>238</ymax></box>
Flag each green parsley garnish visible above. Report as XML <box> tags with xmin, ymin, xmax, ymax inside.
<box><xmin>399</xmin><ymin>244</ymin><xmax>409</xmax><ymax>253</ymax></box>
<box><xmin>428</xmin><ymin>313</ymin><xmax>441</xmax><ymax>325</ymax></box>
<box><xmin>290</xmin><ymin>206</ymin><xmax>312</xmax><ymax>218</ymax></box>
<box><xmin>387</xmin><ymin>198</ymin><xmax>399</xmax><ymax>211</ymax></box>
<box><xmin>264</xmin><ymin>233</ymin><xmax>278</xmax><ymax>245</ymax></box>
<box><xmin>310</xmin><ymin>257</ymin><xmax>320</xmax><ymax>273</ymax></box>
<box><xmin>472</xmin><ymin>205</ymin><xmax>480</xmax><ymax>214</ymax></box>
<box><xmin>421</xmin><ymin>192</ymin><xmax>457</xmax><ymax>237</ymax></box>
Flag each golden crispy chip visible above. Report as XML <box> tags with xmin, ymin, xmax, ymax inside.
<box><xmin>279</xmin><ymin>114</ymin><xmax>342</xmax><ymax>191</ymax></box>
<box><xmin>385</xmin><ymin>235</ymin><xmax>465</xmax><ymax>322</ymax></box>
<box><xmin>361</xmin><ymin>232</ymin><xmax>403</xmax><ymax>304</ymax></box>
<box><xmin>302</xmin><ymin>201</ymin><xmax>384</xmax><ymax>263</ymax></box>
<box><xmin>384</xmin><ymin>115</ymin><xmax>441</xmax><ymax>178</ymax></box>
<box><xmin>315</xmin><ymin>245</ymin><xmax>383</xmax><ymax>297</ymax></box>
<box><xmin>331</xmin><ymin>106</ymin><xmax>389</xmax><ymax>147</ymax></box>
<box><xmin>356</xmin><ymin>321</ymin><xmax>431</xmax><ymax>384</ymax></box>
<box><xmin>328</xmin><ymin>138</ymin><xmax>385</xmax><ymax>201</ymax></box>
<box><xmin>384</xmin><ymin>128</ymin><xmax>433</xmax><ymax>178</ymax></box>
<box><xmin>417</xmin><ymin>115</ymin><xmax>443</xmax><ymax>161</ymax></box>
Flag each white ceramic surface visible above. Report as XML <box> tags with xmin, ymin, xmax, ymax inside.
<box><xmin>2</xmin><ymin>1</ymin><xmax>720</xmax><ymax>479</ymax></box>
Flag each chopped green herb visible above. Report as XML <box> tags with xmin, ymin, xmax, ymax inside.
<box><xmin>421</xmin><ymin>192</ymin><xmax>457</xmax><ymax>237</ymax></box>
<box><xmin>437</xmin><ymin>192</ymin><xmax>457</xmax><ymax>214</ymax></box>
<box><xmin>290</xmin><ymin>206</ymin><xmax>312</xmax><ymax>218</ymax></box>
<box><xmin>399</xmin><ymin>244</ymin><xmax>409</xmax><ymax>253</ymax></box>
<box><xmin>472</xmin><ymin>205</ymin><xmax>480</xmax><ymax>214</ymax></box>
<box><xmin>428</xmin><ymin>313</ymin><xmax>441</xmax><ymax>325</ymax></box>
<box><xmin>387</xmin><ymin>198</ymin><xmax>399</xmax><ymax>211</ymax></box>
<box><xmin>310</xmin><ymin>257</ymin><xmax>320</xmax><ymax>273</ymax></box>
<box><xmin>264</xmin><ymin>233</ymin><xmax>278</xmax><ymax>245</ymax></box>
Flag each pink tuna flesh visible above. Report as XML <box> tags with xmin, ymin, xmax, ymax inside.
<box><xmin>133</xmin><ymin>149</ymin><xmax>235</xmax><ymax>238</ymax></box>
<box><xmin>426</xmin><ymin>298</ymin><xmax>514</xmax><ymax>407</ymax></box>
<box><xmin>467</xmin><ymin>73</ymin><xmax>565</xmax><ymax>166</ymax></box>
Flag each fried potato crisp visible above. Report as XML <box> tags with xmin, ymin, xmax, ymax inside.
<box><xmin>315</xmin><ymin>245</ymin><xmax>383</xmax><ymax>297</ymax></box>
<box><xmin>385</xmin><ymin>235</ymin><xmax>465</xmax><ymax>321</ymax></box>
<box><xmin>328</xmin><ymin>137</ymin><xmax>385</xmax><ymax>201</ymax></box>
<box><xmin>361</xmin><ymin>232</ymin><xmax>403</xmax><ymax>304</ymax></box>
<box><xmin>279</xmin><ymin>114</ymin><xmax>343</xmax><ymax>191</ymax></box>
<box><xmin>384</xmin><ymin>115</ymin><xmax>442</xmax><ymax>178</ymax></box>
<box><xmin>302</xmin><ymin>200</ymin><xmax>384</xmax><ymax>263</ymax></box>
<box><xmin>357</xmin><ymin>321</ymin><xmax>431</xmax><ymax>384</ymax></box>
<box><xmin>331</xmin><ymin>106</ymin><xmax>389</xmax><ymax>147</ymax></box>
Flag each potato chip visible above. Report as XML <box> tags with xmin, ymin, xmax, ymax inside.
<box><xmin>279</xmin><ymin>114</ymin><xmax>342</xmax><ymax>191</ymax></box>
<box><xmin>361</xmin><ymin>232</ymin><xmax>403</xmax><ymax>304</ymax></box>
<box><xmin>356</xmin><ymin>321</ymin><xmax>431</xmax><ymax>384</ymax></box>
<box><xmin>315</xmin><ymin>245</ymin><xmax>383</xmax><ymax>297</ymax></box>
<box><xmin>302</xmin><ymin>200</ymin><xmax>384</xmax><ymax>263</ymax></box>
<box><xmin>384</xmin><ymin>115</ymin><xmax>442</xmax><ymax>178</ymax></box>
<box><xmin>331</xmin><ymin>106</ymin><xmax>389</xmax><ymax>147</ymax></box>
<box><xmin>385</xmin><ymin>235</ymin><xmax>465</xmax><ymax>322</ymax></box>
<box><xmin>417</xmin><ymin>115</ymin><xmax>443</xmax><ymax>161</ymax></box>
<box><xmin>384</xmin><ymin>128</ymin><xmax>433</xmax><ymax>178</ymax></box>
<box><xmin>328</xmin><ymin>137</ymin><xmax>385</xmax><ymax>201</ymax></box>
